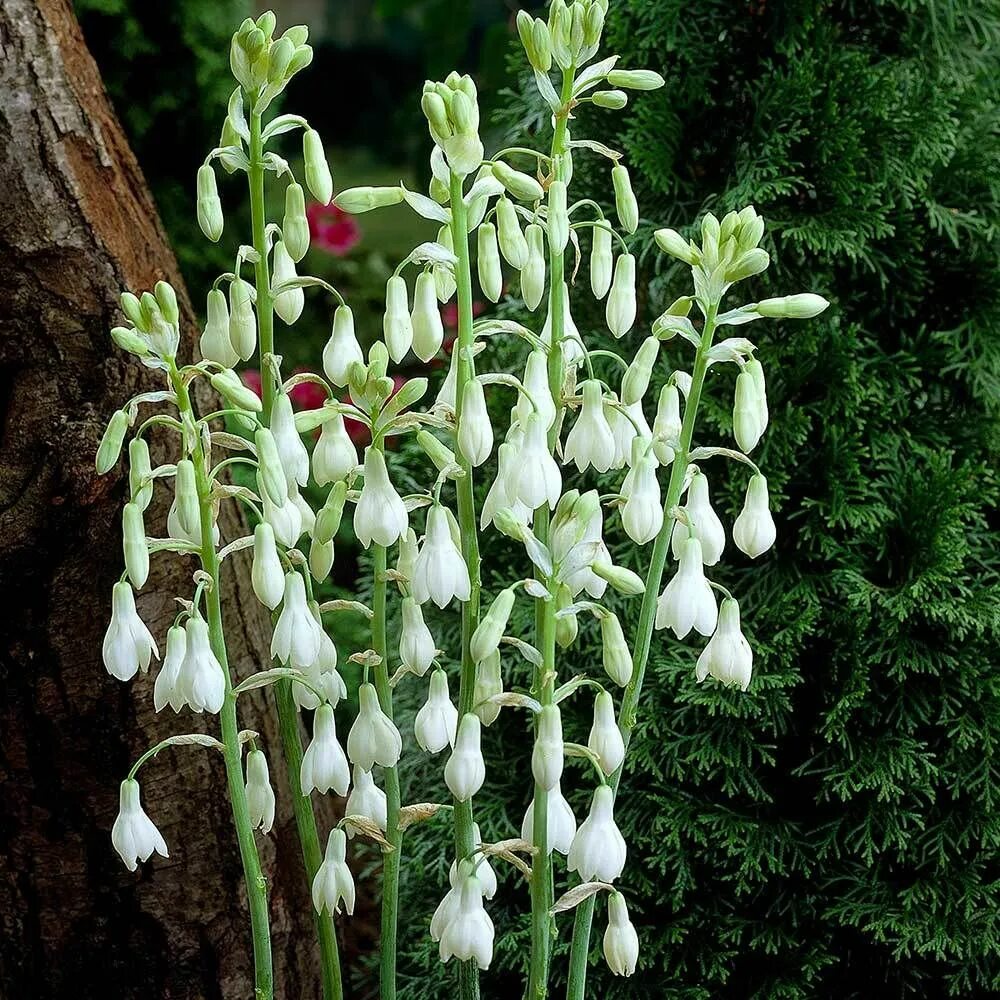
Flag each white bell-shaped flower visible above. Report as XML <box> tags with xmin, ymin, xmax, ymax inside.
<box><xmin>355</xmin><ymin>447</ymin><xmax>408</xmax><ymax>548</ymax></box>
<box><xmin>344</xmin><ymin>765</ymin><xmax>387</xmax><ymax>835</ymax></box>
<box><xmin>444</xmin><ymin>713</ymin><xmax>486</xmax><ymax>802</ymax></box>
<box><xmin>620</xmin><ymin>443</ymin><xmax>663</xmax><ymax>545</ymax></box>
<box><xmin>251</xmin><ymin>522</ymin><xmax>285</xmax><ymax>610</ymax></box>
<box><xmin>568</xmin><ymin>784</ymin><xmax>627</xmax><ymax>882</ymax></box>
<box><xmin>272</xmin><ymin>240</ymin><xmax>305</xmax><ymax>325</ymax></box>
<box><xmin>103</xmin><ymin>581</ymin><xmax>159</xmax><ymax>682</ymax></box>
<box><xmin>412</xmin><ymin>504</ymin><xmax>471</xmax><ymax>609</ymax></box>
<box><xmin>601</xmin><ymin>613</ymin><xmax>633</xmax><ymax>687</ymax></box>
<box><xmin>399</xmin><ymin>596</ymin><xmax>437</xmax><ymax>676</ymax></box>
<box><xmin>588</xmin><ymin>691</ymin><xmax>626</xmax><ymax>775</ymax></box>
<box><xmin>431</xmin><ymin>882</ymin><xmax>463</xmax><ymax>944</ymax></box>
<box><xmin>531</xmin><ymin>705</ymin><xmax>564</xmax><ymax>791</ymax></box>
<box><xmin>603</xmin><ymin>891</ymin><xmax>639</xmax><ymax>977</ymax></box>
<box><xmin>179</xmin><ymin>616</ymin><xmax>226</xmax><ymax>714</ymax></box>
<box><xmin>509</xmin><ymin>412</ymin><xmax>561</xmax><ymax>511</ymax></box>
<box><xmin>301</xmin><ymin>703</ymin><xmax>350</xmax><ymax>796</ymax></box>
<box><xmin>655</xmin><ymin>536</ymin><xmax>718</xmax><ymax>639</ymax></box>
<box><xmin>516</xmin><ymin>350</ymin><xmax>557</xmax><ymax>431</ymax></box>
<box><xmin>458</xmin><ymin>377</ymin><xmax>493</xmax><ymax>467</ymax></box>
<box><xmin>414</xmin><ymin>668</ymin><xmax>459</xmax><ymax>754</ymax></box>
<box><xmin>245</xmin><ymin>748</ymin><xmax>276</xmax><ymax>834</ymax></box>
<box><xmin>480</xmin><ymin>442</ymin><xmax>532</xmax><ymax>530</ymax></box>
<box><xmin>521</xmin><ymin>780</ymin><xmax>576</xmax><ymax>855</ymax></box>
<box><xmin>271</xmin><ymin>572</ymin><xmax>322</xmax><ymax>668</ymax></box>
<box><xmin>447</xmin><ymin>822</ymin><xmax>497</xmax><ymax>900</ymax></box>
<box><xmin>261</xmin><ymin>481</ymin><xmax>303</xmax><ymax>548</ymax></box>
<box><xmin>323</xmin><ymin>305</ymin><xmax>364</xmax><ymax>387</ymax></box>
<box><xmin>732</xmin><ymin>474</ymin><xmax>776</xmax><ymax>558</ymax></box>
<box><xmin>313</xmin><ymin>411</ymin><xmax>358</xmax><ymax>486</ymax></box>
<box><xmin>685</xmin><ymin>472</ymin><xmax>726</xmax><ymax>566</ymax></box>
<box><xmin>438</xmin><ymin>868</ymin><xmax>494</xmax><ymax>970</ymax></box>
<box><xmin>472</xmin><ymin>649</ymin><xmax>503</xmax><ymax>726</ymax></box>
<box><xmin>347</xmin><ymin>683</ymin><xmax>402</xmax><ymax>770</ymax></box>
<box><xmin>383</xmin><ymin>275</ymin><xmax>413</xmax><ymax>362</ymax></box>
<box><xmin>271</xmin><ymin>391</ymin><xmax>310</xmax><ymax>488</ymax></box>
<box><xmin>292</xmin><ymin>610</ymin><xmax>343</xmax><ymax>710</ymax></box>
<box><xmin>153</xmin><ymin>623</ymin><xmax>187</xmax><ymax>713</ymax></box>
<box><xmin>112</xmin><ymin>778</ymin><xmax>168</xmax><ymax>872</ymax></box>
<box><xmin>695</xmin><ymin>598</ymin><xmax>753</xmax><ymax>691</ymax></box>
<box><xmin>652</xmin><ymin>383</ymin><xmax>682</xmax><ymax>466</ymax></box>
<box><xmin>564</xmin><ymin>380</ymin><xmax>615</xmax><ymax>473</ymax></box>
<box><xmin>312</xmin><ymin>828</ymin><xmax>355</xmax><ymax>915</ymax></box>
<box><xmin>605</xmin><ymin>253</ymin><xmax>636</xmax><ymax>338</ymax></box>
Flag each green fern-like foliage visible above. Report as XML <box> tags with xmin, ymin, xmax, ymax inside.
<box><xmin>395</xmin><ymin>1</ymin><xmax>1000</xmax><ymax>997</ymax></box>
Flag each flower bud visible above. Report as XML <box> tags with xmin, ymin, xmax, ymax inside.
<box><xmin>492</xmin><ymin>161</ymin><xmax>544</xmax><ymax>202</ymax></box>
<box><xmin>272</xmin><ymin>240</ymin><xmax>304</xmax><ymax>325</ymax></box>
<box><xmin>652</xmin><ymin>383</ymin><xmax>681</xmax><ymax>465</ymax></box>
<box><xmin>196</xmin><ymin>164</ymin><xmax>223</xmax><ymax>242</ymax></box>
<box><xmin>654</xmin><ymin>227</ymin><xmax>697</xmax><ymax>264</ymax></box>
<box><xmin>255</xmin><ymin>427</ymin><xmax>289</xmax><ymax>507</ymax></box>
<box><xmin>415</xmin><ymin>669</ymin><xmax>458</xmax><ymax>754</ymax></box>
<box><xmin>592</xmin><ymin>89</ymin><xmax>628</xmax><ymax>110</ymax></box>
<box><xmin>312</xmin><ymin>482</ymin><xmax>346</xmax><ymax>547</ymax></box>
<box><xmin>122</xmin><ymin>502</ymin><xmax>148</xmax><ymax>589</ymax></box>
<box><xmin>345</xmin><ymin>765</ymin><xmax>388</xmax><ymax>834</ymax></box>
<box><xmin>251</xmin><ymin>522</ymin><xmax>284</xmax><ymax>609</ymax></box>
<box><xmin>655</xmin><ymin>536</ymin><xmax>718</xmax><ymax>639</ymax></box>
<box><xmin>301</xmin><ymin>703</ymin><xmax>351</xmax><ymax>796</ymax></box>
<box><xmin>591</xmin><ymin>561</ymin><xmax>645</xmax><ymax>597</ymax></box>
<box><xmin>347</xmin><ymin>683</ymin><xmax>402</xmax><ymax>770</ymax></box>
<box><xmin>755</xmin><ymin>293</ymin><xmax>829</xmax><ymax>319</ymax></box>
<box><xmin>303</xmin><ymin>128</ymin><xmax>333</xmax><ymax>205</ymax></box>
<box><xmin>333</xmin><ymin>185</ymin><xmax>404</xmax><ymax>214</ymax></box>
<box><xmin>127</xmin><ymin>437</ymin><xmax>153</xmax><ymax>513</ymax></box>
<box><xmin>590</xmin><ymin>223</ymin><xmax>613</xmax><ymax>299</ymax></box>
<box><xmin>547</xmin><ymin>180</ymin><xmax>568</xmax><ymax>253</ymax></box>
<box><xmin>399</xmin><ymin>596</ymin><xmax>437</xmax><ymax>676</ymax></box>
<box><xmin>733</xmin><ymin>369</ymin><xmax>764</xmax><ymax>452</ymax></box>
<box><xmin>601</xmin><ymin>612</ymin><xmax>633</xmax><ymax>687</ymax></box>
<box><xmin>411</xmin><ymin>271</ymin><xmax>445</xmax><ymax>362</ymax></box>
<box><xmin>685</xmin><ymin>472</ymin><xmax>726</xmax><ymax>566</ymax></box>
<box><xmin>120</xmin><ymin>291</ymin><xmax>144</xmax><ymax>328</ymax></box>
<box><xmin>568</xmin><ymin>784</ymin><xmax>627</xmax><ymax>882</ymax></box>
<box><xmin>476</xmin><ymin>222</ymin><xmax>503</xmax><ymax>303</ymax></box>
<box><xmin>96</xmin><ymin>409</ymin><xmax>129</xmax><ymax>474</ymax></box>
<box><xmin>588</xmin><ymin>690</ymin><xmax>625</xmax><ymax>775</ymax></box>
<box><xmin>383</xmin><ymin>275</ymin><xmax>413</xmax><ymax>363</ymax></box>
<box><xmin>322</xmin><ymin>305</ymin><xmax>363</xmax><ymax>387</ymax></box>
<box><xmin>272</xmin><ymin>390</ymin><xmax>310</xmax><ymax>487</ymax></box>
<box><xmin>564</xmin><ymin>380</ymin><xmax>615</xmax><ymax>473</ymax></box>
<box><xmin>733</xmin><ymin>474</ymin><xmax>776</xmax><ymax>558</ymax></box>
<box><xmin>531</xmin><ymin>705</ymin><xmax>564</xmax><ymax>790</ymax></box>
<box><xmin>103</xmin><ymin>581</ymin><xmax>158</xmax><ymax>681</ymax></box>
<box><xmin>521</xmin><ymin>223</ymin><xmax>546</xmax><ymax>311</ymax></box>
<box><xmin>457</xmin><ymin>378</ymin><xmax>493</xmax><ymax>468</ymax></box>
<box><xmin>696</xmin><ymin>598</ymin><xmax>753</xmax><ymax>691</ymax></box>
<box><xmin>517</xmin><ymin>11</ymin><xmax>552</xmax><ymax>72</ymax></box>
<box><xmin>472</xmin><ymin>650</ymin><xmax>503</xmax><ymax>725</ymax></box>
<box><xmin>611</xmin><ymin>164</ymin><xmax>638</xmax><ymax>234</ymax></box>
<box><xmin>605</xmin><ymin>253</ymin><xmax>636</xmax><ymax>338</ymax></box>
<box><xmin>607</xmin><ymin>68</ymin><xmax>665</xmax><ymax>90</ymax></box>
<box><xmin>245</xmin><ymin>749</ymin><xmax>276</xmax><ymax>834</ymax></box>
<box><xmin>621</xmin><ymin>337</ymin><xmax>659</xmax><ymax>405</ymax></box>
<box><xmin>282</xmin><ymin>182</ymin><xmax>310</xmax><ymax>262</ymax></box>
<box><xmin>110</xmin><ymin>325</ymin><xmax>150</xmax><ymax>357</ymax></box>
<box><xmin>726</xmin><ymin>247</ymin><xmax>770</xmax><ymax>283</ymax></box>
<box><xmin>112</xmin><ymin>778</ymin><xmax>168</xmax><ymax>872</ymax></box>
<box><xmin>603</xmin><ymin>891</ymin><xmax>639</xmax><ymax>976</ymax></box>
<box><xmin>228</xmin><ymin>276</ymin><xmax>257</xmax><ymax>361</ymax></box>
<box><xmin>355</xmin><ymin>447</ymin><xmax>408</xmax><ymax>548</ymax></box>
<box><xmin>312</xmin><ymin>828</ymin><xmax>355</xmax><ymax>916</ymax></box>
<box><xmin>495</xmin><ymin>197</ymin><xmax>528</xmax><ymax>269</ymax></box>
<box><xmin>199</xmin><ymin>288</ymin><xmax>237</xmax><ymax>367</ymax></box>
<box><xmin>470</xmin><ymin>588</ymin><xmax>515</xmax><ymax>665</ymax></box>
<box><xmin>444</xmin><ymin>713</ymin><xmax>486</xmax><ymax>802</ymax></box>
<box><xmin>171</xmin><ymin>459</ymin><xmax>201</xmax><ymax>542</ymax></box>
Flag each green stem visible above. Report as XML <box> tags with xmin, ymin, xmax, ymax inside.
<box><xmin>169</xmin><ymin>361</ymin><xmax>273</xmax><ymax>999</ymax></box>
<box><xmin>371</xmin><ymin>539</ymin><xmax>403</xmax><ymax>1000</ymax></box>
<box><xmin>564</xmin><ymin>304</ymin><xmax>720</xmax><ymax>1000</ymax></box>
<box><xmin>448</xmin><ymin>167</ymin><xmax>483</xmax><ymax>1000</ymax></box>
<box><xmin>527</xmin><ymin>65</ymin><xmax>576</xmax><ymax>1000</ymax></box>
<box><xmin>247</xmin><ymin>103</ymin><xmax>343</xmax><ymax>999</ymax></box>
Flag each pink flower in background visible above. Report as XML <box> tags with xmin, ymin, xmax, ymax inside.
<box><xmin>441</xmin><ymin>299</ymin><xmax>486</xmax><ymax>329</ymax></box>
<box><xmin>288</xmin><ymin>370</ymin><xmax>326</xmax><ymax>411</ymax></box>
<box><xmin>242</xmin><ymin>368</ymin><xmax>263</xmax><ymax>398</ymax></box>
<box><xmin>308</xmin><ymin>203</ymin><xmax>361</xmax><ymax>255</ymax></box>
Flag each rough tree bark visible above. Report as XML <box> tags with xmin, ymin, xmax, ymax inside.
<box><xmin>0</xmin><ymin>2</ymin><xmax>335</xmax><ymax>996</ymax></box>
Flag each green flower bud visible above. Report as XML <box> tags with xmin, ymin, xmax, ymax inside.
<box><xmin>726</xmin><ymin>247</ymin><xmax>770</xmax><ymax>283</ymax></box>
<box><xmin>282</xmin><ymin>24</ymin><xmax>309</xmax><ymax>47</ymax></box>
<box><xmin>583</xmin><ymin>1</ymin><xmax>605</xmax><ymax>47</ymax></box>
<box><xmin>494</xmin><ymin>508</ymin><xmax>528</xmax><ymax>542</ymax></box>
<box><xmin>492</xmin><ymin>161</ymin><xmax>544</xmax><ymax>202</ymax></box>
<box><xmin>128</xmin><ymin>437</ymin><xmax>153</xmax><ymax>512</ymax></box>
<box><xmin>228</xmin><ymin>277</ymin><xmax>257</xmax><ymax>361</ymax></box>
<box><xmin>667</xmin><ymin>295</ymin><xmax>694</xmax><ymax>316</ymax></box>
<box><xmin>333</xmin><ymin>185</ymin><xmax>404</xmax><ymax>214</ymax></box>
<box><xmin>421</xmin><ymin>91</ymin><xmax>451</xmax><ymax>139</ymax></box>
<box><xmin>286</xmin><ymin>45</ymin><xmax>313</xmax><ymax>77</ymax></box>
<box><xmin>555</xmin><ymin>584</ymin><xmax>579</xmax><ymax>648</ymax></box>
<box><xmin>434</xmin><ymin>224</ymin><xmax>457</xmax><ymax>303</ymax></box>
<box><xmin>254</xmin><ymin>428</ymin><xmax>288</xmax><ymax>506</ymax></box>
<box><xmin>592</xmin><ymin>561</ymin><xmax>645</xmax><ymax>596</ymax></box>
<box><xmin>173</xmin><ymin>460</ymin><xmax>201</xmax><ymax>540</ymax></box>
<box><xmin>755</xmin><ymin>293</ymin><xmax>830</xmax><ymax>319</ymax></box>
<box><xmin>621</xmin><ymin>337</ymin><xmax>659</xmax><ymax>405</ymax></box>
<box><xmin>589</xmin><ymin>223</ymin><xmax>614</xmax><ymax>299</ymax></box>
<box><xmin>383</xmin><ymin>275</ymin><xmax>413</xmax><ymax>363</ymax></box>
<box><xmin>549</xmin><ymin>0</ymin><xmax>573</xmax><ymax>68</ymax></box>
<box><xmin>196</xmin><ymin>165</ymin><xmax>223</xmax><ymax>242</ymax></box>
<box><xmin>210</xmin><ymin>369</ymin><xmax>263</xmax><ymax>414</ymax></box>
<box><xmin>746</xmin><ymin>357</ymin><xmax>768</xmax><ymax>432</ymax></box>
<box><xmin>200</xmin><ymin>288</ymin><xmax>238</xmax><ymax>368</ymax></box>
<box><xmin>110</xmin><ymin>326</ymin><xmax>149</xmax><ymax>357</ymax></box>
<box><xmin>654</xmin><ymin>227</ymin><xmax>698</xmax><ymax>264</ymax></box>
<box><xmin>521</xmin><ymin>223</ymin><xmax>546</xmax><ymax>311</ymax></box>
<box><xmin>120</xmin><ymin>292</ymin><xmax>144</xmax><ymax>329</ymax></box>
<box><xmin>611</xmin><ymin>164</ymin><xmax>638</xmax><ymax>234</ymax></box>
<box><xmin>733</xmin><ymin>370</ymin><xmax>764</xmax><ymax>452</ymax></box>
<box><xmin>267</xmin><ymin>36</ymin><xmax>294</xmax><ymax>84</ymax></box>
<box><xmin>416</xmin><ymin>429</ymin><xmax>459</xmax><ymax>477</ymax></box>
<box><xmin>532</xmin><ymin>19</ymin><xmax>553</xmax><ymax>72</ymax></box>
<box><xmin>314</xmin><ymin>481</ymin><xmax>348</xmax><ymax>544</ymax></box>
<box><xmin>302</xmin><ymin>129</ymin><xmax>333</xmax><ymax>205</ymax></box>
<box><xmin>96</xmin><ymin>409</ymin><xmax>129</xmax><ymax>474</ymax></box>
<box><xmin>607</xmin><ymin>68</ymin><xmax>665</xmax><ymax>91</ymax></box>
<box><xmin>496</xmin><ymin>197</ymin><xmax>528</xmax><ymax>268</ymax></box>
<box><xmin>368</xmin><ymin>340</ymin><xmax>390</xmax><ymax>381</ymax></box>
<box><xmin>477</xmin><ymin>222</ymin><xmax>503</xmax><ymax>303</ymax></box>
<box><xmin>309</xmin><ymin>535</ymin><xmax>335</xmax><ymax>582</ymax></box>
<box><xmin>605</xmin><ymin>253</ymin><xmax>636</xmax><ymax>338</ymax></box>
<box><xmin>470</xmin><ymin>588</ymin><xmax>516</xmax><ymax>664</ymax></box>
<box><xmin>256</xmin><ymin>11</ymin><xmax>276</xmax><ymax>39</ymax></box>
<box><xmin>601</xmin><ymin>612</ymin><xmax>633</xmax><ymax>686</ymax></box>
<box><xmin>122</xmin><ymin>502</ymin><xmax>148</xmax><ymax>589</ymax></box>
<box><xmin>450</xmin><ymin>90</ymin><xmax>475</xmax><ymax>133</ymax></box>
<box><xmin>282</xmin><ymin>182</ymin><xmax>310</xmax><ymax>262</ymax></box>
<box><xmin>592</xmin><ymin>89</ymin><xmax>628</xmax><ymax>110</ymax></box>
<box><xmin>154</xmin><ymin>281</ymin><xmax>179</xmax><ymax>327</ymax></box>
<box><xmin>547</xmin><ymin>180</ymin><xmax>569</xmax><ymax>253</ymax></box>
<box><xmin>737</xmin><ymin>209</ymin><xmax>765</xmax><ymax>253</ymax></box>
<box><xmin>411</xmin><ymin>271</ymin><xmax>445</xmax><ymax>362</ymax></box>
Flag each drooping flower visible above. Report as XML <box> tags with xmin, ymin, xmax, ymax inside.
<box><xmin>567</xmin><ymin>784</ymin><xmax>627</xmax><ymax>883</ymax></box>
<box><xmin>438</xmin><ymin>866</ymin><xmax>495</xmax><ymax>970</ymax></box>
<box><xmin>414</xmin><ymin>669</ymin><xmax>458</xmax><ymax>754</ymax></box>
<box><xmin>412</xmin><ymin>504</ymin><xmax>471</xmax><ymax>609</ymax></box>
<box><xmin>102</xmin><ymin>581</ymin><xmax>159</xmax><ymax>682</ymax></box>
<box><xmin>588</xmin><ymin>691</ymin><xmax>626</xmax><ymax>776</ymax></box>
<box><xmin>655</xmin><ymin>536</ymin><xmax>718</xmax><ymax>639</ymax></box>
<box><xmin>312</xmin><ymin>828</ymin><xmax>355</xmax><ymax>915</ymax></box>
<box><xmin>444</xmin><ymin>713</ymin><xmax>486</xmax><ymax>802</ymax></box>
<box><xmin>344</xmin><ymin>765</ymin><xmax>388</xmax><ymax>835</ymax></box>
<box><xmin>347</xmin><ymin>683</ymin><xmax>402</xmax><ymax>770</ymax></box>
<box><xmin>695</xmin><ymin>598</ymin><xmax>753</xmax><ymax>691</ymax></box>
<box><xmin>111</xmin><ymin>778</ymin><xmax>168</xmax><ymax>872</ymax></box>
<box><xmin>521</xmin><ymin>780</ymin><xmax>577</xmax><ymax>855</ymax></box>
<box><xmin>603</xmin><ymin>891</ymin><xmax>639</xmax><ymax>977</ymax></box>
<box><xmin>245</xmin><ymin>748</ymin><xmax>276</xmax><ymax>834</ymax></box>
<box><xmin>301</xmin><ymin>703</ymin><xmax>350</xmax><ymax>796</ymax></box>
<box><xmin>354</xmin><ymin>447</ymin><xmax>408</xmax><ymax>548</ymax></box>
<box><xmin>271</xmin><ymin>572</ymin><xmax>322</xmax><ymax>668</ymax></box>
<box><xmin>732</xmin><ymin>474</ymin><xmax>776</xmax><ymax>558</ymax></box>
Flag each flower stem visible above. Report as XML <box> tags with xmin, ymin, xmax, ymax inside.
<box><xmin>169</xmin><ymin>361</ymin><xmax>273</xmax><ymax>999</ymax></box>
<box><xmin>371</xmin><ymin>537</ymin><xmax>403</xmax><ymax>1000</ymax></box>
<box><xmin>564</xmin><ymin>305</ymin><xmax>720</xmax><ymax>1000</ymax></box>
<box><xmin>448</xmin><ymin>169</ymin><xmax>483</xmax><ymax>1000</ymax></box>
<box><xmin>247</xmin><ymin>104</ymin><xmax>343</xmax><ymax>999</ymax></box>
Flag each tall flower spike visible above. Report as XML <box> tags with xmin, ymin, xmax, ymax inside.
<box><xmin>112</xmin><ymin>778</ymin><xmax>169</xmax><ymax>872</ymax></box>
<box><xmin>344</xmin><ymin>764</ymin><xmax>388</xmax><ymax>835</ymax></box>
<box><xmin>355</xmin><ymin>447</ymin><xmax>409</xmax><ymax>548</ymax></box>
<box><xmin>414</xmin><ymin>668</ymin><xmax>459</xmax><ymax>754</ymax></box>
<box><xmin>245</xmin><ymin>748</ymin><xmax>276</xmax><ymax>834</ymax></box>
<box><xmin>685</xmin><ymin>471</ymin><xmax>726</xmax><ymax>566</ymax></box>
<box><xmin>733</xmin><ymin>474</ymin><xmax>776</xmax><ymax>558</ymax></box>
<box><xmin>301</xmin><ymin>702</ymin><xmax>350</xmax><ymax>796</ymax></box>
<box><xmin>412</xmin><ymin>504</ymin><xmax>471</xmax><ymax>609</ymax></box>
<box><xmin>567</xmin><ymin>784</ymin><xmax>627</xmax><ymax>883</ymax></box>
<box><xmin>696</xmin><ymin>597</ymin><xmax>753</xmax><ymax>691</ymax></box>
<box><xmin>531</xmin><ymin>704</ymin><xmax>564</xmax><ymax>791</ymax></box>
<box><xmin>271</xmin><ymin>572</ymin><xmax>322</xmax><ymax>668</ymax></box>
<box><xmin>444</xmin><ymin>713</ymin><xmax>485</xmax><ymax>802</ymax></box>
<box><xmin>564</xmin><ymin>380</ymin><xmax>615</xmax><ymax>473</ymax></box>
<box><xmin>655</xmin><ymin>536</ymin><xmax>718</xmax><ymax>639</ymax></box>
<box><xmin>399</xmin><ymin>596</ymin><xmax>437</xmax><ymax>676</ymax></box>
<box><xmin>588</xmin><ymin>690</ymin><xmax>626</xmax><ymax>775</ymax></box>
<box><xmin>102</xmin><ymin>581</ymin><xmax>159</xmax><ymax>682</ymax></box>
<box><xmin>312</xmin><ymin>828</ymin><xmax>355</xmax><ymax>916</ymax></box>
<box><xmin>347</xmin><ymin>683</ymin><xmax>402</xmax><ymax>770</ymax></box>
<box><xmin>603</xmin><ymin>891</ymin><xmax>639</xmax><ymax>977</ymax></box>
<box><xmin>521</xmin><ymin>780</ymin><xmax>577</xmax><ymax>855</ymax></box>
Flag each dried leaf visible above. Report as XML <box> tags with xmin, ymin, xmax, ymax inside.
<box><xmin>398</xmin><ymin>802</ymin><xmax>450</xmax><ymax>831</ymax></box>
<box><xmin>343</xmin><ymin>815</ymin><xmax>394</xmax><ymax>851</ymax></box>
<box><xmin>551</xmin><ymin>881</ymin><xmax>614</xmax><ymax>914</ymax></box>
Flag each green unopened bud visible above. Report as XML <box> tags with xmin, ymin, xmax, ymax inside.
<box><xmin>416</xmin><ymin>430</ymin><xmax>460</xmax><ymax>478</ymax></box>
<box><xmin>592</xmin><ymin>561</ymin><xmax>645</xmax><ymax>596</ymax></box>
<box><xmin>302</xmin><ymin>129</ymin><xmax>333</xmax><ymax>205</ymax></box>
<box><xmin>333</xmin><ymin>185</ymin><xmax>404</xmax><ymax>214</ymax></box>
<box><xmin>755</xmin><ymin>293</ymin><xmax>830</xmax><ymax>319</ymax></box>
<box><xmin>555</xmin><ymin>584</ymin><xmax>579</xmax><ymax>648</ymax></box>
<box><xmin>314</xmin><ymin>480</ymin><xmax>348</xmax><ymax>544</ymax></box>
<box><xmin>492</xmin><ymin>161</ymin><xmax>544</xmax><ymax>202</ymax></box>
<box><xmin>421</xmin><ymin>91</ymin><xmax>451</xmax><ymax>139</ymax></box>
<box><xmin>282</xmin><ymin>24</ymin><xmax>309</xmax><ymax>47</ymax></box>
<box><xmin>96</xmin><ymin>409</ymin><xmax>129</xmax><ymax>474</ymax></box>
<box><xmin>726</xmin><ymin>248</ymin><xmax>770</xmax><ymax>283</ymax></box>
<box><xmin>549</xmin><ymin>0</ymin><xmax>573</xmax><ymax>68</ymax></box>
<box><xmin>547</xmin><ymin>180</ymin><xmax>568</xmax><ymax>253</ymax></box>
<box><xmin>737</xmin><ymin>211</ymin><xmax>765</xmax><ymax>254</ymax></box>
<box><xmin>282</xmin><ymin>182</ymin><xmax>310</xmax><ymax>262</ymax></box>
<box><xmin>611</xmin><ymin>164</ymin><xmax>638</xmax><ymax>234</ymax></box>
<box><xmin>477</xmin><ymin>222</ymin><xmax>502</xmax><ymax>303</ymax></box>
<box><xmin>256</xmin><ymin>11</ymin><xmax>276</xmax><ymax>38</ymax></box>
<box><xmin>654</xmin><ymin>227</ymin><xmax>698</xmax><ymax>264</ymax></box>
<box><xmin>470</xmin><ymin>588</ymin><xmax>516</xmax><ymax>664</ymax></box>
<box><xmin>532</xmin><ymin>19</ymin><xmax>553</xmax><ymax>72</ymax></box>
<box><xmin>211</xmin><ymin>369</ymin><xmax>263</xmax><ymax>414</ymax></box>
<box><xmin>383</xmin><ymin>276</ymin><xmax>413</xmax><ymax>363</ymax></box>
<box><xmin>496</xmin><ymin>198</ymin><xmax>528</xmax><ymax>268</ymax></box>
<box><xmin>592</xmin><ymin>89</ymin><xmax>628</xmax><ymax>110</ymax></box>
<box><xmin>600</xmin><ymin>612</ymin><xmax>633</xmax><ymax>686</ymax></box>
<box><xmin>583</xmin><ymin>0</ymin><xmax>605</xmax><ymax>47</ymax></box>
<box><xmin>267</xmin><ymin>36</ymin><xmax>294</xmax><ymax>84</ymax></box>
<box><xmin>494</xmin><ymin>508</ymin><xmax>528</xmax><ymax>542</ymax></box>
<box><xmin>590</xmin><ymin>223</ymin><xmax>613</xmax><ymax>299</ymax></box>
<box><xmin>128</xmin><ymin>437</ymin><xmax>153</xmax><ymax>512</ymax></box>
<box><xmin>199</xmin><ymin>288</ymin><xmax>238</xmax><ymax>368</ymax></box>
<box><xmin>120</xmin><ymin>292</ymin><xmax>144</xmax><ymax>329</ymax></box>
<box><xmin>254</xmin><ymin>428</ymin><xmax>288</xmax><ymax>506</ymax></box>
<box><xmin>605</xmin><ymin>253</ymin><xmax>636</xmax><ymax>338</ymax></box>
<box><xmin>411</xmin><ymin>271</ymin><xmax>445</xmax><ymax>362</ymax></box>
<box><xmin>450</xmin><ymin>90</ymin><xmax>474</xmax><ymax>133</ymax></box>
<box><xmin>746</xmin><ymin>357</ymin><xmax>768</xmax><ymax>432</ymax></box>
<box><xmin>733</xmin><ymin>370</ymin><xmax>764</xmax><ymax>452</ymax></box>
<box><xmin>110</xmin><ymin>326</ymin><xmax>149</xmax><ymax>357</ymax></box>
<box><xmin>122</xmin><ymin>502</ymin><xmax>148</xmax><ymax>589</ymax></box>
<box><xmin>286</xmin><ymin>45</ymin><xmax>313</xmax><ymax>77</ymax></box>
<box><xmin>607</xmin><ymin>68</ymin><xmax>665</xmax><ymax>91</ymax></box>
<box><xmin>154</xmin><ymin>281</ymin><xmax>179</xmax><ymax>327</ymax></box>
<box><xmin>173</xmin><ymin>460</ymin><xmax>201</xmax><ymax>540</ymax></box>
<box><xmin>196</xmin><ymin>165</ymin><xmax>223</xmax><ymax>243</ymax></box>
<box><xmin>621</xmin><ymin>337</ymin><xmax>659</xmax><ymax>405</ymax></box>
<box><xmin>521</xmin><ymin>223</ymin><xmax>546</xmax><ymax>311</ymax></box>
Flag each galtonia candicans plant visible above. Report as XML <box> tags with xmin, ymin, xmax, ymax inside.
<box><xmin>96</xmin><ymin>5</ymin><xmax>829</xmax><ymax>999</ymax></box>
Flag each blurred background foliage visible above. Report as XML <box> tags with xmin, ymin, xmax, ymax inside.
<box><xmin>76</xmin><ymin>0</ymin><xmax>1000</xmax><ymax>997</ymax></box>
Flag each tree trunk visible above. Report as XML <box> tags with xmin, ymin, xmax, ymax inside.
<box><xmin>0</xmin><ymin>2</ymin><xmax>332</xmax><ymax>996</ymax></box>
